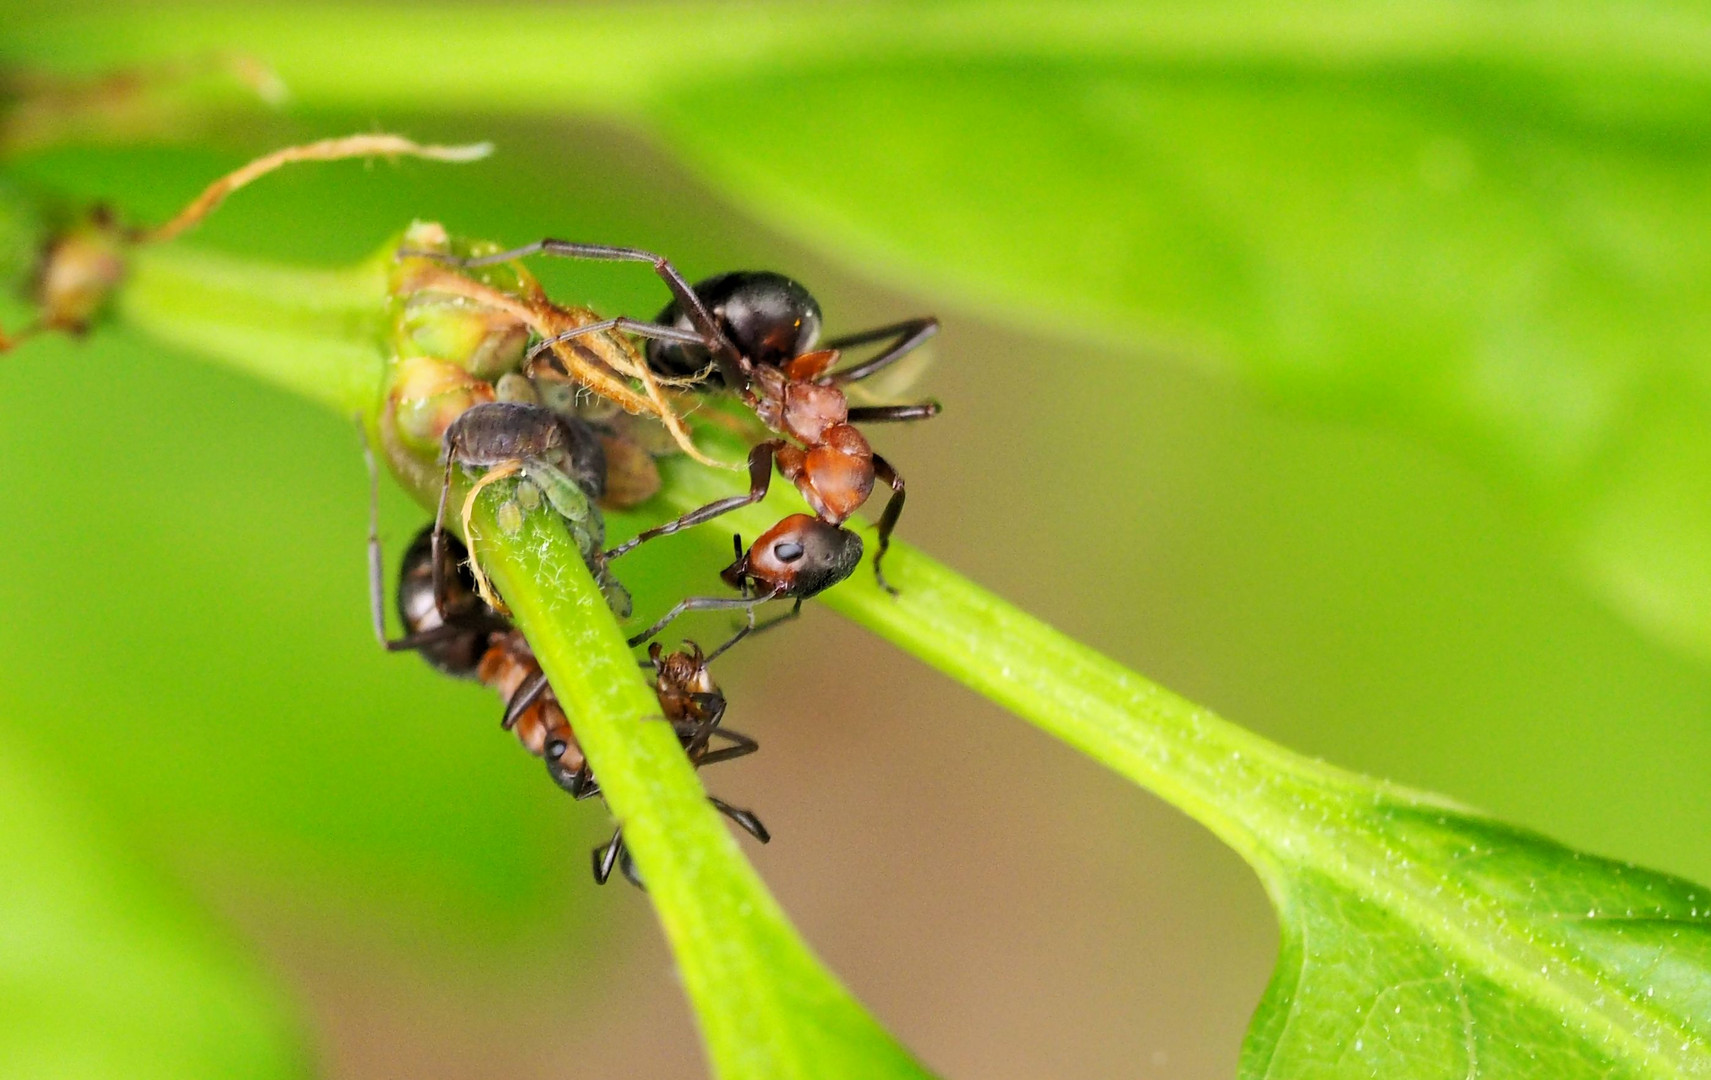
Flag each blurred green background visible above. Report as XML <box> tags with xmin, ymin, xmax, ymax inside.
<box><xmin>3</xmin><ymin>3</ymin><xmax>1710</xmax><ymax>1077</ymax></box>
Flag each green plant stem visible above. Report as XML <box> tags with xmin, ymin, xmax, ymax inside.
<box><xmin>27</xmin><ymin>209</ymin><xmax>1711</xmax><ymax>1080</ymax></box>
<box><xmin>123</xmin><ymin>245</ymin><xmax>389</xmax><ymax>416</ymax></box>
<box><xmin>106</xmin><ymin>236</ymin><xmax>1388</xmax><ymax>875</ymax></box>
<box><xmin>633</xmin><ymin>458</ymin><xmax>1409</xmax><ymax>878</ymax></box>
<box><xmin>473</xmin><ymin>496</ymin><xmax>931</xmax><ymax>1079</ymax></box>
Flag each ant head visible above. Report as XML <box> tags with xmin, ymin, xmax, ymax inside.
<box><xmin>725</xmin><ymin>514</ymin><xmax>863</xmax><ymax>600</ymax></box>
<box><xmin>397</xmin><ymin>526</ymin><xmax>495</xmax><ymax>678</ymax></box>
<box><xmin>647</xmin><ymin>271</ymin><xmax>823</xmax><ymax>380</ymax></box>
<box><xmin>544</xmin><ymin>735</ymin><xmax>591</xmax><ymax>796</ymax></box>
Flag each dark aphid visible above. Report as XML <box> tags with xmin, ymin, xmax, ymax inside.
<box><xmin>433</xmin><ymin>400</ymin><xmax>628</xmax><ymax>617</ymax></box>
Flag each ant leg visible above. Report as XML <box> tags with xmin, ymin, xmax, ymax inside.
<box><xmin>626</xmin><ymin>595</ymin><xmax>775</xmax><ymax>649</ymax></box>
<box><xmin>847</xmin><ymin>403</ymin><xmax>941</xmax><ymax>424</ymax></box>
<box><xmin>871</xmin><ymin>455</ymin><xmax>906</xmax><ymax>596</ymax></box>
<box><xmin>363</xmin><ymin>435</ymin><xmax>483</xmax><ymax>650</ymax></box>
<box><xmin>751</xmin><ymin>598</ymin><xmax>804</xmax><ymax>638</ymax></box>
<box><xmin>525</xmin><ymin>318</ymin><xmax>709</xmax><ymax>368</ymax></box>
<box><xmin>704</xmin><ymin>607</ymin><xmax>757</xmax><ymax>665</ymax></box>
<box><xmin>414</xmin><ymin>239</ymin><xmax>747</xmax><ymax>384</ymax></box>
<box><xmin>592</xmin><ymin>827</ymin><xmax>624</xmax><ymax>885</ymax></box>
<box><xmin>676</xmin><ymin>690</ymin><xmax>728</xmax><ymax>758</ymax></box>
<box><xmin>430</xmin><ymin>452</ymin><xmax>458</xmax><ymax>619</ymax></box>
<box><xmin>618</xmin><ymin>846</ymin><xmax>646</xmax><ymax>889</ymax></box>
<box><xmin>709</xmin><ymin>796</ymin><xmax>771</xmax><ymax>844</ymax></box>
<box><xmin>822</xmin><ymin>317</ymin><xmax>939</xmax><ymax>384</ymax></box>
<box><xmin>364</xmin><ymin>435</ymin><xmax>398</xmax><ymax>646</ymax></box>
<box><xmin>501</xmin><ymin>670</ymin><xmax>550</xmax><ymax>731</ymax></box>
<box><xmin>695</xmin><ymin>728</ymin><xmax>759</xmax><ymax>768</ymax></box>
<box><xmin>607</xmin><ymin>440</ymin><xmax>781</xmax><ymax>560</ymax></box>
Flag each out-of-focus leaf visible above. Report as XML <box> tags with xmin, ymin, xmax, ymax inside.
<box><xmin>0</xmin><ymin>739</ymin><xmax>306</xmax><ymax>1079</ymax></box>
<box><xmin>630</xmin><ymin>9</ymin><xmax>1711</xmax><ymax>665</ymax></box>
<box><xmin>17</xmin><ymin>1</ymin><xmax>1706</xmax><ymax>657</ymax></box>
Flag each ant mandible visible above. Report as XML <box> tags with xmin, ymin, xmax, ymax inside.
<box><xmin>370</xmin><ymin>521</ymin><xmax>768</xmax><ymax>888</ymax></box>
<box><xmin>418</xmin><ymin>243</ymin><xmax>940</xmax><ymax>606</ymax></box>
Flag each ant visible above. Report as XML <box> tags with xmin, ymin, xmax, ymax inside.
<box><xmin>370</xmin><ymin>521</ymin><xmax>768</xmax><ymax>888</ymax></box>
<box><xmin>592</xmin><ymin>637</ymin><xmax>770</xmax><ymax>887</ymax></box>
<box><xmin>415</xmin><ymin>244</ymin><xmax>939</xmax><ymax>625</ymax></box>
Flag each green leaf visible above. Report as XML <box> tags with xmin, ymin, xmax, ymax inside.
<box><xmin>1243</xmin><ymin>810</ymin><xmax>1711</xmax><ymax>1077</ymax></box>
<box><xmin>0</xmin><ymin>738</ymin><xmax>306</xmax><ymax>1079</ymax></box>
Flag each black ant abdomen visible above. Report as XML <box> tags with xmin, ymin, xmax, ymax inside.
<box><xmin>646</xmin><ymin>271</ymin><xmax>823</xmax><ymax>379</ymax></box>
<box><xmin>393</xmin><ymin>527</ymin><xmax>501</xmax><ymax>678</ymax></box>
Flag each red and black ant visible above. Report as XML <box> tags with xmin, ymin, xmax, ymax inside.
<box><xmin>416</xmin><ymin>243</ymin><xmax>939</xmax><ymax>639</ymax></box>
<box><xmin>370</xmin><ymin>521</ymin><xmax>768</xmax><ymax>888</ymax></box>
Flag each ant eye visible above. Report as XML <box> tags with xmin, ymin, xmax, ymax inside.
<box><xmin>773</xmin><ymin>540</ymin><xmax>805</xmax><ymax>563</ymax></box>
<box><xmin>545</xmin><ymin>739</ymin><xmax>567</xmax><ymax>760</ymax></box>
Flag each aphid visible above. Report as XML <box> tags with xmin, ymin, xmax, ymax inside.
<box><xmin>370</xmin><ymin>521</ymin><xmax>767</xmax><ymax>888</ymax></box>
<box><xmin>1</xmin><ymin>134</ymin><xmax>489</xmax><ymax>351</ymax></box>
<box><xmin>431</xmin><ymin>399</ymin><xmax>628</xmax><ymax>617</ymax></box>
<box><xmin>431</xmin><ymin>244</ymin><xmax>938</xmax><ymax>616</ymax></box>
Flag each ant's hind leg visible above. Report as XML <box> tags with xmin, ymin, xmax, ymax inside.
<box><xmin>592</xmin><ymin>827</ymin><xmax>624</xmax><ymax>885</ymax></box>
<box><xmin>870</xmin><ymin>454</ymin><xmax>906</xmax><ymax>596</ymax></box>
<box><xmin>695</xmin><ymin>728</ymin><xmax>759</xmax><ymax>768</ymax></box>
<box><xmin>709</xmin><ymin>796</ymin><xmax>771</xmax><ymax>844</ymax></box>
<box><xmin>364</xmin><ymin>435</ymin><xmax>469</xmax><ymax>652</ymax></box>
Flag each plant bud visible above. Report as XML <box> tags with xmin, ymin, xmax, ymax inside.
<box><xmin>388</xmin><ymin>355</ymin><xmax>497</xmax><ymax>456</ymax></box>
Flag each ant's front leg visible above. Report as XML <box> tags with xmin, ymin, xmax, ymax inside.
<box><xmin>526</xmin><ymin>318</ymin><xmax>709</xmax><ymax>367</ymax></box>
<box><xmin>870</xmin><ymin>454</ymin><xmax>907</xmax><ymax>595</ymax></box>
<box><xmin>626</xmin><ymin>594</ymin><xmax>775</xmax><ymax>649</ymax></box>
<box><xmin>607</xmin><ymin>440</ymin><xmax>783</xmax><ymax>560</ymax></box>
<box><xmin>412</xmin><ymin>239</ymin><xmax>748</xmax><ymax>385</ymax></box>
